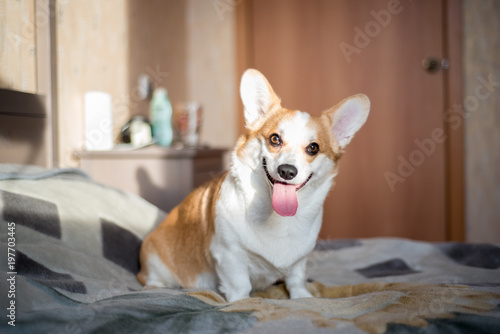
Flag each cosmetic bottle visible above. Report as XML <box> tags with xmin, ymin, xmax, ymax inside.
<box><xmin>149</xmin><ymin>88</ymin><xmax>173</xmax><ymax>146</ymax></box>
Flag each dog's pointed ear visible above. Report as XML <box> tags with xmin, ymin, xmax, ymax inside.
<box><xmin>240</xmin><ymin>69</ymin><xmax>281</xmax><ymax>128</ymax></box>
<box><xmin>324</xmin><ymin>94</ymin><xmax>370</xmax><ymax>149</ymax></box>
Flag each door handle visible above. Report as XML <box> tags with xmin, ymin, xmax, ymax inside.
<box><xmin>422</xmin><ymin>57</ymin><xmax>449</xmax><ymax>73</ymax></box>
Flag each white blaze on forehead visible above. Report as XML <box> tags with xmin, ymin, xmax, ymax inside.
<box><xmin>269</xmin><ymin>111</ymin><xmax>317</xmax><ymax>217</ymax></box>
<box><xmin>279</xmin><ymin>111</ymin><xmax>316</xmax><ymax>146</ymax></box>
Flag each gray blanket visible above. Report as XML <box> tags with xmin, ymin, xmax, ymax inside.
<box><xmin>1</xmin><ymin>164</ymin><xmax>499</xmax><ymax>333</ymax></box>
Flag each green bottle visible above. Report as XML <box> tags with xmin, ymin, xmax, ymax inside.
<box><xmin>150</xmin><ymin>88</ymin><xmax>173</xmax><ymax>146</ymax></box>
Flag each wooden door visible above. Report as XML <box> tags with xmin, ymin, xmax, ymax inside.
<box><xmin>243</xmin><ymin>0</ymin><xmax>463</xmax><ymax>241</ymax></box>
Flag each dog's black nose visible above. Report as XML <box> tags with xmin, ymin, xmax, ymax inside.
<box><xmin>278</xmin><ymin>164</ymin><xmax>298</xmax><ymax>181</ymax></box>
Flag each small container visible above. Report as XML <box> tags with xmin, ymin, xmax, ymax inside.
<box><xmin>173</xmin><ymin>102</ymin><xmax>202</xmax><ymax>147</ymax></box>
<box><xmin>149</xmin><ymin>88</ymin><xmax>173</xmax><ymax>146</ymax></box>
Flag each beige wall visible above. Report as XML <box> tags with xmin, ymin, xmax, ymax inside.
<box><xmin>127</xmin><ymin>0</ymin><xmax>188</xmax><ymax>117</ymax></box>
<box><xmin>186</xmin><ymin>0</ymin><xmax>237</xmax><ymax>148</ymax></box>
<box><xmin>56</xmin><ymin>0</ymin><xmax>129</xmax><ymax>166</ymax></box>
<box><xmin>463</xmin><ymin>0</ymin><xmax>500</xmax><ymax>242</ymax></box>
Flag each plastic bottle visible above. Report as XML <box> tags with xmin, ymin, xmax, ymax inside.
<box><xmin>149</xmin><ymin>87</ymin><xmax>173</xmax><ymax>146</ymax></box>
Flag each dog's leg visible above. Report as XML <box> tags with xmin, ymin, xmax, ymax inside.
<box><xmin>285</xmin><ymin>257</ymin><xmax>313</xmax><ymax>299</ymax></box>
<box><xmin>215</xmin><ymin>253</ymin><xmax>252</xmax><ymax>302</ymax></box>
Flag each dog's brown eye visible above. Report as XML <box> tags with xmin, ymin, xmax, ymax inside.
<box><xmin>269</xmin><ymin>133</ymin><xmax>282</xmax><ymax>147</ymax></box>
<box><xmin>306</xmin><ymin>143</ymin><xmax>319</xmax><ymax>156</ymax></box>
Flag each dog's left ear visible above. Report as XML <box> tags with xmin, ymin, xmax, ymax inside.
<box><xmin>240</xmin><ymin>69</ymin><xmax>281</xmax><ymax>128</ymax></box>
<box><xmin>324</xmin><ymin>94</ymin><xmax>370</xmax><ymax>149</ymax></box>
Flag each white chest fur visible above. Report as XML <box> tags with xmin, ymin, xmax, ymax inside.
<box><xmin>210</xmin><ymin>169</ymin><xmax>327</xmax><ymax>295</ymax></box>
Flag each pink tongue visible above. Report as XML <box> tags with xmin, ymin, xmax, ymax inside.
<box><xmin>272</xmin><ymin>183</ymin><xmax>298</xmax><ymax>216</ymax></box>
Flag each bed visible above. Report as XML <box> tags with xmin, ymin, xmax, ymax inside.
<box><xmin>1</xmin><ymin>164</ymin><xmax>499</xmax><ymax>334</ymax></box>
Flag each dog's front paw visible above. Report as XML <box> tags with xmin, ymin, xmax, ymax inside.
<box><xmin>225</xmin><ymin>292</ymin><xmax>250</xmax><ymax>303</ymax></box>
<box><xmin>289</xmin><ymin>287</ymin><xmax>313</xmax><ymax>299</ymax></box>
<box><xmin>220</xmin><ymin>281</ymin><xmax>251</xmax><ymax>303</ymax></box>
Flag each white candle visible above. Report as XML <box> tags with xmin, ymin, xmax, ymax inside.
<box><xmin>84</xmin><ymin>91</ymin><xmax>113</xmax><ymax>151</ymax></box>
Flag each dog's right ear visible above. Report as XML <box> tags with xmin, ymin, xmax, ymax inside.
<box><xmin>240</xmin><ymin>69</ymin><xmax>281</xmax><ymax>128</ymax></box>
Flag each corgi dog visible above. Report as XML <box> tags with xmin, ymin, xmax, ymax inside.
<box><xmin>137</xmin><ymin>69</ymin><xmax>370</xmax><ymax>302</ymax></box>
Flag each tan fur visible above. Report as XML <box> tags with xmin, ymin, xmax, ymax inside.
<box><xmin>137</xmin><ymin>172</ymin><xmax>227</xmax><ymax>287</ymax></box>
<box><xmin>308</xmin><ymin>115</ymin><xmax>343</xmax><ymax>164</ymax></box>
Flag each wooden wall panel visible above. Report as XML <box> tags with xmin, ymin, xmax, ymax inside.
<box><xmin>463</xmin><ymin>0</ymin><xmax>500</xmax><ymax>243</ymax></box>
<box><xmin>0</xmin><ymin>0</ymin><xmax>37</xmax><ymax>93</ymax></box>
<box><xmin>0</xmin><ymin>89</ymin><xmax>47</xmax><ymax>166</ymax></box>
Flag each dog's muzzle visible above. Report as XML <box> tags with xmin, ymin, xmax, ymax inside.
<box><xmin>262</xmin><ymin>158</ymin><xmax>312</xmax><ymax>216</ymax></box>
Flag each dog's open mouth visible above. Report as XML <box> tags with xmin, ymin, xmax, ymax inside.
<box><xmin>263</xmin><ymin>158</ymin><xmax>312</xmax><ymax>217</ymax></box>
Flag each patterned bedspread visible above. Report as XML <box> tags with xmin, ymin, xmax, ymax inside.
<box><xmin>1</xmin><ymin>164</ymin><xmax>499</xmax><ymax>333</ymax></box>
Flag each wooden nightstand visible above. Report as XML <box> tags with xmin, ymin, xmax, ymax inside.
<box><xmin>77</xmin><ymin>146</ymin><xmax>227</xmax><ymax>213</ymax></box>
